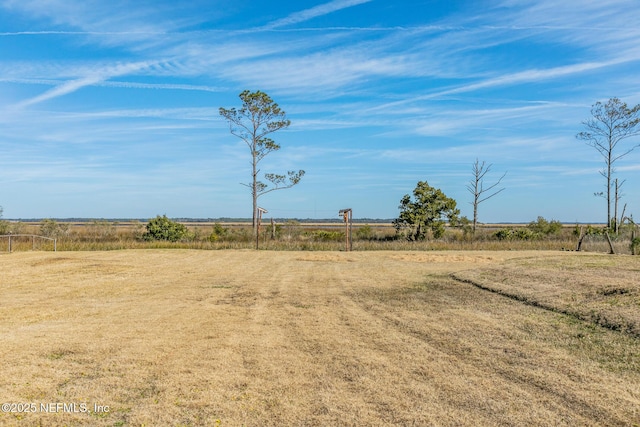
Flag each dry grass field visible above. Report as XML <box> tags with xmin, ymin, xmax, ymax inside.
<box><xmin>453</xmin><ymin>254</ymin><xmax>640</xmax><ymax>337</ymax></box>
<box><xmin>0</xmin><ymin>250</ymin><xmax>639</xmax><ymax>426</ymax></box>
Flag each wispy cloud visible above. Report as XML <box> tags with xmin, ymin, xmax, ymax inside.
<box><xmin>0</xmin><ymin>30</ymin><xmax>166</xmax><ymax>36</ymax></box>
<box><xmin>1</xmin><ymin>0</ymin><xmax>639</xmax><ymax>220</ymax></box>
<box><xmin>99</xmin><ymin>81</ymin><xmax>225</xmax><ymax>93</ymax></box>
<box><xmin>13</xmin><ymin>61</ymin><xmax>157</xmax><ymax>108</ymax></box>
<box><xmin>261</xmin><ymin>0</ymin><xmax>373</xmax><ymax>29</ymax></box>
<box><xmin>433</xmin><ymin>60</ymin><xmax>626</xmax><ymax>97</ymax></box>
<box><xmin>494</xmin><ymin>0</ymin><xmax>640</xmax><ymax>53</ymax></box>
<box><xmin>367</xmin><ymin>58</ymin><xmax>634</xmax><ymax>114</ymax></box>
<box><xmin>217</xmin><ymin>48</ymin><xmax>412</xmax><ymax>96</ymax></box>
<box><xmin>0</xmin><ymin>77</ymin><xmax>225</xmax><ymax>93</ymax></box>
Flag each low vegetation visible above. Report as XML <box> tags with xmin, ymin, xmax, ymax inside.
<box><xmin>1</xmin><ymin>217</ymin><xmax>638</xmax><ymax>254</ymax></box>
<box><xmin>142</xmin><ymin>215</ymin><xmax>195</xmax><ymax>242</ymax></box>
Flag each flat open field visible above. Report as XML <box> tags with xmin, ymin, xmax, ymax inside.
<box><xmin>0</xmin><ymin>250</ymin><xmax>639</xmax><ymax>426</ymax></box>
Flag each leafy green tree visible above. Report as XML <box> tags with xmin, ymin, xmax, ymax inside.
<box><xmin>143</xmin><ymin>215</ymin><xmax>193</xmax><ymax>242</ymax></box>
<box><xmin>393</xmin><ymin>181</ymin><xmax>460</xmax><ymax>240</ymax></box>
<box><xmin>219</xmin><ymin>90</ymin><xmax>305</xmax><ymax>239</ymax></box>
<box><xmin>577</xmin><ymin>98</ymin><xmax>640</xmax><ymax>229</ymax></box>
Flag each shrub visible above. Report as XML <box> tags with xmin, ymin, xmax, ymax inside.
<box><xmin>40</xmin><ymin>219</ymin><xmax>70</xmax><ymax>238</ymax></box>
<box><xmin>494</xmin><ymin>228</ymin><xmax>514</xmax><ymax>240</ymax></box>
<box><xmin>131</xmin><ymin>220</ymin><xmax>146</xmax><ymax>240</ymax></box>
<box><xmin>310</xmin><ymin>230</ymin><xmax>344</xmax><ymax>242</ymax></box>
<box><xmin>209</xmin><ymin>223</ymin><xmax>228</xmax><ymax>242</ymax></box>
<box><xmin>87</xmin><ymin>220</ymin><xmax>117</xmax><ymax>241</ymax></box>
<box><xmin>528</xmin><ymin>216</ymin><xmax>562</xmax><ymax>235</ymax></box>
<box><xmin>574</xmin><ymin>224</ymin><xmax>605</xmax><ymax>237</ymax></box>
<box><xmin>494</xmin><ymin>227</ymin><xmax>539</xmax><ymax>241</ymax></box>
<box><xmin>355</xmin><ymin>225</ymin><xmax>373</xmax><ymax>240</ymax></box>
<box><xmin>143</xmin><ymin>215</ymin><xmax>193</xmax><ymax>242</ymax></box>
<box><xmin>514</xmin><ymin>228</ymin><xmax>539</xmax><ymax>240</ymax></box>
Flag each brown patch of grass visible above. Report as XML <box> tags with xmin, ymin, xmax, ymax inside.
<box><xmin>453</xmin><ymin>253</ymin><xmax>640</xmax><ymax>336</ymax></box>
<box><xmin>0</xmin><ymin>250</ymin><xmax>638</xmax><ymax>426</ymax></box>
<box><xmin>390</xmin><ymin>252</ymin><xmax>498</xmax><ymax>263</ymax></box>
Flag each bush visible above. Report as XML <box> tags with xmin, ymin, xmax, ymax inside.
<box><xmin>0</xmin><ymin>206</ymin><xmax>4</xmax><ymax>234</ymax></box>
<box><xmin>355</xmin><ymin>225</ymin><xmax>373</xmax><ymax>240</ymax></box>
<box><xmin>143</xmin><ymin>215</ymin><xmax>193</xmax><ymax>242</ymax></box>
<box><xmin>309</xmin><ymin>230</ymin><xmax>344</xmax><ymax>242</ymax></box>
<box><xmin>87</xmin><ymin>220</ymin><xmax>117</xmax><ymax>241</ymax></box>
<box><xmin>528</xmin><ymin>216</ymin><xmax>562</xmax><ymax>235</ymax></box>
<box><xmin>494</xmin><ymin>228</ymin><xmax>513</xmax><ymax>240</ymax></box>
<box><xmin>40</xmin><ymin>219</ymin><xmax>70</xmax><ymax>238</ymax></box>
<box><xmin>131</xmin><ymin>220</ymin><xmax>146</xmax><ymax>240</ymax></box>
<box><xmin>573</xmin><ymin>224</ymin><xmax>605</xmax><ymax>237</ymax></box>
<box><xmin>494</xmin><ymin>227</ymin><xmax>539</xmax><ymax>241</ymax></box>
<box><xmin>514</xmin><ymin>228</ymin><xmax>539</xmax><ymax>240</ymax></box>
<box><xmin>209</xmin><ymin>223</ymin><xmax>228</xmax><ymax>242</ymax></box>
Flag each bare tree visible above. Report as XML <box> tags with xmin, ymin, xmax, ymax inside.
<box><xmin>577</xmin><ymin>98</ymin><xmax>640</xmax><ymax>229</ymax></box>
<box><xmin>466</xmin><ymin>159</ymin><xmax>506</xmax><ymax>233</ymax></box>
<box><xmin>593</xmin><ymin>178</ymin><xmax>627</xmax><ymax>233</ymax></box>
<box><xmin>613</xmin><ymin>178</ymin><xmax>626</xmax><ymax>234</ymax></box>
<box><xmin>219</xmin><ymin>90</ymin><xmax>305</xmax><ymax>238</ymax></box>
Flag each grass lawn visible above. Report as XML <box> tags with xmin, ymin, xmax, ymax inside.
<box><xmin>1</xmin><ymin>250</ymin><xmax>638</xmax><ymax>426</ymax></box>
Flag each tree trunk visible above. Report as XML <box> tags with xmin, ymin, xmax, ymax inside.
<box><xmin>614</xmin><ymin>178</ymin><xmax>619</xmax><ymax>234</ymax></box>
<box><xmin>472</xmin><ymin>194</ymin><xmax>478</xmax><ymax>234</ymax></box>
<box><xmin>252</xmin><ymin>149</ymin><xmax>258</xmax><ymax>239</ymax></box>
<box><xmin>271</xmin><ymin>218</ymin><xmax>276</xmax><ymax>240</ymax></box>
<box><xmin>605</xmin><ymin>231</ymin><xmax>615</xmax><ymax>255</ymax></box>
<box><xmin>607</xmin><ymin>150</ymin><xmax>612</xmax><ymax>229</ymax></box>
<box><xmin>576</xmin><ymin>226</ymin><xmax>585</xmax><ymax>251</ymax></box>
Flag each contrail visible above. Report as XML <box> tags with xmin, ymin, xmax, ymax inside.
<box><xmin>261</xmin><ymin>0</ymin><xmax>373</xmax><ymax>30</ymax></box>
<box><xmin>14</xmin><ymin>61</ymin><xmax>157</xmax><ymax>109</ymax></box>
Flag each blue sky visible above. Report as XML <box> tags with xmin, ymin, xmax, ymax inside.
<box><xmin>1</xmin><ymin>0</ymin><xmax>640</xmax><ymax>222</ymax></box>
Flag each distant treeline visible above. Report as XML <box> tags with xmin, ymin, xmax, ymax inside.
<box><xmin>6</xmin><ymin>217</ymin><xmax>398</xmax><ymax>224</ymax></box>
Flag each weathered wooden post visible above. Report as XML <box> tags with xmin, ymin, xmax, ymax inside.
<box><xmin>271</xmin><ymin>218</ymin><xmax>276</xmax><ymax>240</ymax></box>
<box><xmin>339</xmin><ymin>208</ymin><xmax>352</xmax><ymax>251</ymax></box>
<box><xmin>256</xmin><ymin>207</ymin><xmax>268</xmax><ymax>250</ymax></box>
<box><xmin>605</xmin><ymin>231</ymin><xmax>616</xmax><ymax>255</ymax></box>
<box><xmin>576</xmin><ymin>226</ymin><xmax>584</xmax><ymax>252</ymax></box>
